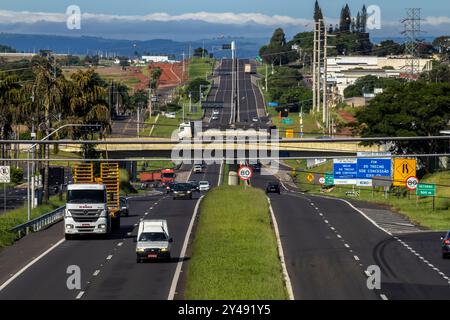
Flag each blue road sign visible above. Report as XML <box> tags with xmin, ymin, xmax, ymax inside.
<box><xmin>267</xmin><ymin>102</ymin><xmax>279</xmax><ymax>107</ymax></box>
<box><xmin>333</xmin><ymin>159</ymin><xmax>358</xmax><ymax>185</ymax></box>
<box><xmin>356</xmin><ymin>158</ymin><xmax>391</xmax><ymax>186</ymax></box>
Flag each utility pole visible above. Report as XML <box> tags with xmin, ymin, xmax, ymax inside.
<box><xmin>148</xmin><ymin>88</ymin><xmax>153</xmax><ymax>119</ymax></box>
<box><xmin>317</xmin><ymin>19</ymin><xmax>322</xmax><ymax>114</ymax></box>
<box><xmin>312</xmin><ymin>21</ymin><xmax>317</xmax><ymax>114</ymax></box>
<box><xmin>182</xmin><ymin>52</ymin><xmax>185</xmax><ymax>83</ymax></box>
<box><xmin>323</xmin><ymin>25</ymin><xmax>328</xmax><ymax>125</ymax></box>
<box><xmin>137</xmin><ymin>103</ymin><xmax>141</xmax><ymax>138</ymax></box>
<box><xmin>402</xmin><ymin>8</ymin><xmax>422</xmax><ymax>77</ymax></box>
<box><xmin>265</xmin><ymin>63</ymin><xmax>268</xmax><ymax>92</ymax></box>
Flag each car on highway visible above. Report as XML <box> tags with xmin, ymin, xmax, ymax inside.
<box><xmin>188</xmin><ymin>181</ymin><xmax>200</xmax><ymax>192</ymax></box>
<box><xmin>266</xmin><ymin>181</ymin><xmax>281</xmax><ymax>194</ymax></box>
<box><xmin>252</xmin><ymin>161</ymin><xmax>262</xmax><ymax>173</ymax></box>
<box><xmin>166</xmin><ymin>112</ymin><xmax>176</xmax><ymax>119</ymax></box>
<box><xmin>193</xmin><ymin>164</ymin><xmax>203</xmax><ymax>174</ymax></box>
<box><xmin>120</xmin><ymin>196</ymin><xmax>129</xmax><ymax>217</ymax></box>
<box><xmin>252</xmin><ymin>117</ymin><xmax>259</xmax><ymax>122</ymax></box>
<box><xmin>199</xmin><ymin>181</ymin><xmax>211</xmax><ymax>192</ymax></box>
<box><xmin>172</xmin><ymin>183</ymin><xmax>193</xmax><ymax>200</ymax></box>
<box><xmin>165</xmin><ymin>182</ymin><xmax>177</xmax><ymax>194</ymax></box>
<box><xmin>441</xmin><ymin>231</ymin><xmax>450</xmax><ymax>259</ymax></box>
<box><xmin>211</xmin><ymin>115</ymin><xmax>219</xmax><ymax>120</ymax></box>
<box><xmin>136</xmin><ymin>220</ymin><xmax>173</xmax><ymax>262</ymax></box>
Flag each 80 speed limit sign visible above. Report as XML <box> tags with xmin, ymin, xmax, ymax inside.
<box><xmin>406</xmin><ymin>176</ymin><xmax>419</xmax><ymax>191</ymax></box>
<box><xmin>238</xmin><ymin>166</ymin><xmax>253</xmax><ymax>181</ymax></box>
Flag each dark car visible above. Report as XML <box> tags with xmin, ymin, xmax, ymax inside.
<box><xmin>266</xmin><ymin>182</ymin><xmax>281</xmax><ymax>194</ymax></box>
<box><xmin>188</xmin><ymin>181</ymin><xmax>200</xmax><ymax>192</ymax></box>
<box><xmin>120</xmin><ymin>196</ymin><xmax>129</xmax><ymax>217</ymax></box>
<box><xmin>172</xmin><ymin>183</ymin><xmax>193</xmax><ymax>200</ymax></box>
<box><xmin>165</xmin><ymin>182</ymin><xmax>177</xmax><ymax>194</ymax></box>
<box><xmin>441</xmin><ymin>231</ymin><xmax>450</xmax><ymax>259</ymax></box>
<box><xmin>252</xmin><ymin>162</ymin><xmax>262</xmax><ymax>173</ymax></box>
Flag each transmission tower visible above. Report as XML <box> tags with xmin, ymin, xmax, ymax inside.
<box><xmin>401</xmin><ymin>8</ymin><xmax>422</xmax><ymax>77</ymax></box>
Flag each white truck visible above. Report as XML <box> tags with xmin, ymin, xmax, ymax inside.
<box><xmin>64</xmin><ymin>163</ymin><xmax>121</xmax><ymax>240</ymax></box>
<box><xmin>135</xmin><ymin>220</ymin><xmax>173</xmax><ymax>262</ymax></box>
<box><xmin>64</xmin><ymin>184</ymin><xmax>110</xmax><ymax>239</ymax></box>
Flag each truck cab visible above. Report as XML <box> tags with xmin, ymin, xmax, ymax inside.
<box><xmin>65</xmin><ymin>184</ymin><xmax>110</xmax><ymax>239</ymax></box>
<box><xmin>136</xmin><ymin>220</ymin><xmax>173</xmax><ymax>262</ymax></box>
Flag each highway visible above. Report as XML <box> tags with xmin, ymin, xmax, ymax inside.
<box><xmin>252</xmin><ymin>172</ymin><xmax>450</xmax><ymax>300</ymax></box>
<box><xmin>0</xmin><ymin>164</ymin><xmax>221</xmax><ymax>300</ymax></box>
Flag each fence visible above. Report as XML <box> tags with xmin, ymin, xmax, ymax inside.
<box><xmin>9</xmin><ymin>206</ymin><xmax>65</xmax><ymax>237</ymax></box>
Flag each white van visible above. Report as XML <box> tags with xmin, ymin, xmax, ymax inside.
<box><xmin>136</xmin><ymin>220</ymin><xmax>172</xmax><ymax>262</ymax></box>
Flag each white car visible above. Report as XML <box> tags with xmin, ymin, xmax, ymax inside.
<box><xmin>252</xmin><ymin>117</ymin><xmax>259</xmax><ymax>122</ymax></box>
<box><xmin>136</xmin><ymin>220</ymin><xmax>172</xmax><ymax>262</ymax></box>
<box><xmin>166</xmin><ymin>112</ymin><xmax>176</xmax><ymax>119</ymax></box>
<box><xmin>199</xmin><ymin>181</ymin><xmax>210</xmax><ymax>192</ymax></box>
<box><xmin>193</xmin><ymin>164</ymin><xmax>203</xmax><ymax>174</ymax></box>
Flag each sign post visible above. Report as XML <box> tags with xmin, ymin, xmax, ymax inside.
<box><xmin>0</xmin><ymin>166</ymin><xmax>11</xmax><ymax>213</ymax></box>
<box><xmin>238</xmin><ymin>166</ymin><xmax>253</xmax><ymax>190</ymax></box>
<box><xmin>416</xmin><ymin>183</ymin><xmax>437</xmax><ymax>211</ymax></box>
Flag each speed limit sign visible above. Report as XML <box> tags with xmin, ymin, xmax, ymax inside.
<box><xmin>238</xmin><ymin>166</ymin><xmax>253</xmax><ymax>181</ymax></box>
<box><xmin>406</xmin><ymin>176</ymin><xmax>419</xmax><ymax>191</ymax></box>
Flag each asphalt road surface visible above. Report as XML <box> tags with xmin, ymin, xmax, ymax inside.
<box><xmin>0</xmin><ymin>164</ymin><xmax>221</xmax><ymax>300</ymax></box>
<box><xmin>252</xmin><ymin>172</ymin><xmax>450</xmax><ymax>300</ymax></box>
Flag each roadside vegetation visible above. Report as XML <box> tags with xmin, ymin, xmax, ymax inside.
<box><xmin>185</xmin><ymin>185</ymin><xmax>287</xmax><ymax>299</ymax></box>
<box><xmin>0</xmin><ymin>194</ymin><xmax>66</xmax><ymax>248</ymax></box>
<box><xmin>285</xmin><ymin>159</ymin><xmax>450</xmax><ymax>231</ymax></box>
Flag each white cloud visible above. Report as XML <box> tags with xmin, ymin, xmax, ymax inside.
<box><xmin>423</xmin><ymin>16</ymin><xmax>450</xmax><ymax>26</ymax></box>
<box><xmin>0</xmin><ymin>9</ymin><xmax>312</xmax><ymax>27</ymax></box>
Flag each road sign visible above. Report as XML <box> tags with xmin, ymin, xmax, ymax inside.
<box><xmin>307</xmin><ymin>174</ymin><xmax>314</xmax><ymax>183</ymax></box>
<box><xmin>285</xmin><ymin>129</ymin><xmax>294</xmax><ymax>138</ymax></box>
<box><xmin>267</xmin><ymin>102</ymin><xmax>279</xmax><ymax>107</ymax></box>
<box><xmin>256</xmin><ymin>55</ymin><xmax>263</xmax><ymax>63</ymax></box>
<box><xmin>393</xmin><ymin>158</ymin><xmax>416</xmax><ymax>187</ymax></box>
<box><xmin>319</xmin><ymin>177</ymin><xmax>325</xmax><ymax>185</ymax></box>
<box><xmin>333</xmin><ymin>159</ymin><xmax>357</xmax><ymax>185</ymax></box>
<box><xmin>325</xmin><ymin>172</ymin><xmax>334</xmax><ymax>186</ymax></box>
<box><xmin>0</xmin><ymin>166</ymin><xmax>10</xmax><ymax>183</ymax></box>
<box><xmin>416</xmin><ymin>183</ymin><xmax>436</xmax><ymax>197</ymax></box>
<box><xmin>222</xmin><ymin>44</ymin><xmax>232</xmax><ymax>50</ymax></box>
<box><xmin>238</xmin><ymin>166</ymin><xmax>253</xmax><ymax>181</ymax></box>
<box><xmin>406</xmin><ymin>176</ymin><xmax>419</xmax><ymax>190</ymax></box>
<box><xmin>356</xmin><ymin>158</ymin><xmax>391</xmax><ymax>187</ymax></box>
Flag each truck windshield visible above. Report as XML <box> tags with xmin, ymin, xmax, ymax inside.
<box><xmin>139</xmin><ymin>232</ymin><xmax>168</xmax><ymax>242</ymax></box>
<box><xmin>162</xmin><ymin>172</ymin><xmax>174</xmax><ymax>178</ymax></box>
<box><xmin>67</xmin><ymin>190</ymin><xmax>105</xmax><ymax>204</ymax></box>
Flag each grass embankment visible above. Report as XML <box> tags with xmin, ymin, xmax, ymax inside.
<box><xmin>189</xmin><ymin>57</ymin><xmax>215</xmax><ymax>80</ymax></box>
<box><xmin>0</xmin><ymin>195</ymin><xmax>66</xmax><ymax>248</ymax></box>
<box><xmin>287</xmin><ymin>159</ymin><xmax>450</xmax><ymax>231</ymax></box>
<box><xmin>185</xmin><ymin>186</ymin><xmax>287</xmax><ymax>299</ymax></box>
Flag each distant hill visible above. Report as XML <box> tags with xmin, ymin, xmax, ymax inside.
<box><xmin>0</xmin><ymin>33</ymin><xmax>267</xmax><ymax>59</ymax></box>
<box><xmin>0</xmin><ymin>43</ymin><xmax>16</xmax><ymax>53</ymax></box>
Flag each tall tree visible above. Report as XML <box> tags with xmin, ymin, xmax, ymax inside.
<box><xmin>340</xmin><ymin>4</ymin><xmax>352</xmax><ymax>32</ymax></box>
<box><xmin>361</xmin><ymin>5</ymin><xmax>368</xmax><ymax>33</ymax></box>
<box><xmin>356</xmin><ymin>12</ymin><xmax>361</xmax><ymax>33</ymax></box>
<box><xmin>313</xmin><ymin>0</ymin><xmax>323</xmax><ymax>22</ymax></box>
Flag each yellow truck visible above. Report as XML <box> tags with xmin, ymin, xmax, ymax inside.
<box><xmin>64</xmin><ymin>162</ymin><xmax>121</xmax><ymax>239</ymax></box>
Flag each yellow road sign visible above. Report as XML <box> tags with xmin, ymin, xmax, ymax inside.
<box><xmin>285</xmin><ymin>129</ymin><xmax>294</xmax><ymax>138</ymax></box>
<box><xmin>393</xmin><ymin>158</ymin><xmax>416</xmax><ymax>187</ymax></box>
<box><xmin>307</xmin><ymin>173</ymin><xmax>314</xmax><ymax>183</ymax></box>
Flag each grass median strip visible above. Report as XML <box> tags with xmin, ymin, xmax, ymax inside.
<box><xmin>185</xmin><ymin>186</ymin><xmax>287</xmax><ymax>299</ymax></box>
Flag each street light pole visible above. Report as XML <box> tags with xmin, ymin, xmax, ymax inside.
<box><xmin>26</xmin><ymin>124</ymin><xmax>102</xmax><ymax>229</ymax></box>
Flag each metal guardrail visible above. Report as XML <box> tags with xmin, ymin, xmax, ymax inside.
<box><xmin>10</xmin><ymin>206</ymin><xmax>66</xmax><ymax>237</ymax></box>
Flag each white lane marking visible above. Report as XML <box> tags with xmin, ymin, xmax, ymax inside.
<box><xmin>0</xmin><ymin>238</ymin><xmax>65</xmax><ymax>291</ymax></box>
<box><xmin>106</xmin><ymin>255</ymin><xmax>113</xmax><ymax>260</ymax></box>
<box><xmin>93</xmin><ymin>270</ymin><xmax>100</xmax><ymax>276</ymax></box>
<box><xmin>337</xmin><ymin>234</ymin><xmax>342</xmax><ymax>239</ymax></box>
<box><xmin>218</xmin><ymin>161</ymin><xmax>224</xmax><ymax>186</ymax></box>
<box><xmin>354</xmin><ymin>255</ymin><xmax>360</xmax><ymax>261</ymax></box>
<box><xmin>267</xmin><ymin>197</ymin><xmax>295</xmax><ymax>300</ymax></box>
<box><xmin>76</xmin><ymin>291</ymin><xmax>85</xmax><ymax>299</ymax></box>
<box><xmin>168</xmin><ymin>196</ymin><xmax>204</xmax><ymax>300</ymax></box>
<box><xmin>330</xmin><ymin>227</ymin><xmax>335</xmax><ymax>231</ymax></box>
<box><xmin>324</xmin><ymin>220</ymin><xmax>329</xmax><ymax>224</ymax></box>
<box><xmin>344</xmin><ymin>244</ymin><xmax>350</xmax><ymax>248</ymax></box>
<box><xmin>117</xmin><ymin>242</ymin><xmax>123</xmax><ymax>247</ymax></box>
<box><xmin>364</xmin><ymin>270</ymin><xmax>371</xmax><ymax>277</ymax></box>
<box><xmin>380</xmin><ymin>294</ymin><xmax>388</xmax><ymax>300</ymax></box>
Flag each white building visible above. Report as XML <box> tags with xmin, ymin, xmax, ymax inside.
<box><xmin>326</xmin><ymin>56</ymin><xmax>433</xmax><ymax>97</ymax></box>
<box><xmin>141</xmin><ymin>55</ymin><xmax>171</xmax><ymax>63</ymax></box>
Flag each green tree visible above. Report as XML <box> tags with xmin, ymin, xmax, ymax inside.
<box><xmin>420</xmin><ymin>61</ymin><xmax>450</xmax><ymax>83</ymax></box>
<box><xmin>340</xmin><ymin>4</ymin><xmax>352</xmax><ymax>32</ymax></box>
<box><xmin>185</xmin><ymin>78</ymin><xmax>209</xmax><ymax>103</ymax></box>
<box><xmin>355</xmin><ymin>82</ymin><xmax>450</xmax><ymax>170</ymax></box>
<box><xmin>360</xmin><ymin>5</ymin><xmax>368</xmax><ymax>33</ymax></box>
<box><xmin>314</xmin><ymin>0</ymin><xmax>323</xmax><ymax>22</ymax></box>
<box><xmin>344</xmin><ymin>75</ymin><xmax>405</xmax><ymax>98</ymax></box>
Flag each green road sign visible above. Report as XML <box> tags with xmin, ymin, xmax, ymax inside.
<box><xmin>256</xmin><ymin>55</ymin><xmax>263</xmax><ymax>63</ymax></box>
<box><xmin>416</xmin><ymin>183</ymin><xmax>436</xmax><ymax>197</ymax></box>
<box><xmin>325</xmin><ymin>172</ymin><xmax>334</xmax><ymax>186</ymax></box>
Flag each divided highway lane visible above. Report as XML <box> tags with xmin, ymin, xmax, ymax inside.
<box><xmin>0</xmin><ymin>164</ymin><xmax>221</xmax><ymax>300</ymax></box>
<box><xmin>237</xmin><ymin>59</ymin><xmax>261</xmax><ymax>123</ymax></box>
<box><xmin>252</xmin><ymin>173</ymin><xmax>450</xmax><ymax>300</ymax></box>
<box><xmin>205</xmin><ymin>59</ymin><xmax>232</xmax><ymax>127</ymax></box>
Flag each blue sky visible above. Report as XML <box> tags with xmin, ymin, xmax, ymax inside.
<box><xmin>1</xmin><ymin>0</ymin><xmax>448</xmax><ymax>20</ymax></box>
<box><xmin>0</xmin><ymin>1</ymin><xmax>448</xmax><ymax>40</ymax></box>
